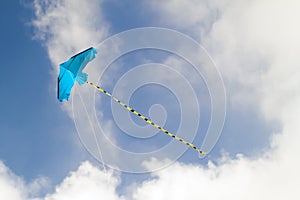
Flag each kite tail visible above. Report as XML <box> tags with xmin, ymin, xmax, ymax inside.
<box><xmin>86</xmin><ymin>81</ymin><xmax>207</xmax><ymax>155</ymax></box>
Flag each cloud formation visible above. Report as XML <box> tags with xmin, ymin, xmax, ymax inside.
<box><xmin>0</xmin><ymin>161</ymin><xmax>123</xmax><ymax>200</ymax></box>
<box><xmin>0</xmin><ymin>161</ymin><xmax>50</xmax><ymax>200</ymax></box>
<box><xmin>0</xmin><ymin>161</ymin><xmax>26</xmax><ymax>200</ymax></box>
<box><xmin>44</xmin><ymin>162</ymin><xmax>123</xmax><ymax>200</ymax></box>
<box><xmin>32</xmin><ymin>0</ymin><xmax>108</xmax><ymax>66</ymax></box>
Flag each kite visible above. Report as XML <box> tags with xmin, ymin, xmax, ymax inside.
<box><xmin>57</xmin><ymin>47</ymin><xmax>98</xmax><ymax>101</ymax></box>
<box><xmin>57</xmin><ymin>47</ymin><xmax>207</xmax><ymax>155</ymax></box>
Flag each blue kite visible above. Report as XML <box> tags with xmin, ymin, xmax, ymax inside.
<box><xmin>57</xmin><ymin>47</ymin><xmax>98</xmax><ymax>101</ymax></box>
<box><xmin>57</xmin><ymin>47</ymin><xmax>207</xmax><ymax>155</ymax></box>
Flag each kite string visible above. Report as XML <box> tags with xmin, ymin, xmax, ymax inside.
<box><xmin>86</xmin><ymin>81</ymin><xmax>207</xmax><ymax>155</ymax></box>
<box><xmin>76</xmin><ymin>84</ymin><xmax>107</xmax><ymax>173</ymax></box>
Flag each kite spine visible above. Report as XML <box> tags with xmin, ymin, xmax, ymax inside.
<box><xmin>87</xmin><ymin>81</ymin><xmax>207</xmax><ymax>155</ymax></box>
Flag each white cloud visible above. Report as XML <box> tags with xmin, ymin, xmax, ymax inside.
<box><xmin>132</xmin><ymin>118</ymin><xmax>300</xmax><ymax>199</ymax></box>
<box><xmin>0</xmin><ymin>160</ymin><xmax>123</xmax><ymax>200</ymax></box>
<box><xmin>32</xmin><ymin>0</ymin><xmax>108</xmax><ymax>67</ymax></box>
<box><xmin>44</xmin><ymin>161</ymin><xmax>123</xmax><ymax>200</ymax></box>
<box><xmin>0</xmin><ymin>161</ymin><xmax>50</xmax><ymax>200</ymax></box>
<box><xmin>0</xmin><ymin>161</ymin><xmax>27</xmax><ymax>200</ymax></box>
<box><xmin>148</xmin><ymin>0</ymin><xmax>300</xmax><ymax>111</ymax></box>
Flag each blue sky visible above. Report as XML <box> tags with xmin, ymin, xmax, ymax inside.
<box><xmin>0</xmin><ymin>0</ymin><xmax>299</xmax><ymax>199</ymax></box>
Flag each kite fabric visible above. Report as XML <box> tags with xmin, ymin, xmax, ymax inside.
<box><xmin>57</xmin><ymin>47</ymin><xmax>98</xmax><ymax>101</ymax></box>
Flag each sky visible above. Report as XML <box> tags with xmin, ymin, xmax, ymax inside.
<box><xmin>0</xmin><ymin>0</ymin><xmax>299</xmax><ymax>199</ymax></box>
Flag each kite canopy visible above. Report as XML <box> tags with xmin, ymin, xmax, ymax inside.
<box><xmin>57</xmin><ymin>47</ymin><xmax>98</xmax><ymax>101</ymax></box>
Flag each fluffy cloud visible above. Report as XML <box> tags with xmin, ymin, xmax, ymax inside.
<box><xmin>0</xmin><ymin>161</ymin><xmax>123</xmax><ymax>200</ymax></box>
<box><xmin>44</xmin><ymin>162</ymin><xmax>123</xmax><ymax>200</ymax></box>
<box><xmin>149</xmin><ymin>0</ymin><xmax>300</xmax><ymax>111</ymax></box>
<box><xmin>132</xmin><ymin>119</ymin><xmax>300</xmax><ymax>199</ymax></box>
<box><xmin>0</xmin><ymin>161</ymin><xmax>26</xmax><ymax>200</ymax></box>
<box><xmin>0</xmin><ymin>161</ymin><xmax>50</xmax><ymax>200</ymax></box>
<box><xmin>32</xmin><ymin>0</ymin><xmax>108</xmax><ymax>67</ymax></box>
